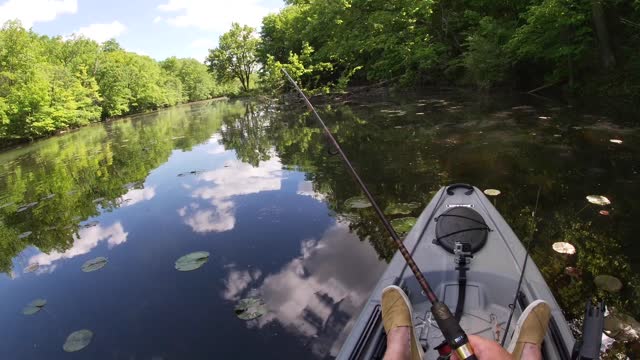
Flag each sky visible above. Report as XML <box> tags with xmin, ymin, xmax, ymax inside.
<box><xmin>0</xmin><ymin>0</ymin><xmax>284</xmax><ymax>61</ymax></box>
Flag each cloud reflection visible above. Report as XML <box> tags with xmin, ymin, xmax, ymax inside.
<box><xmin>297</xmin><ymin>180</ymin><xmax>326</xmax><ymax>202</ymax></box>
<box><xmin>221</xmin><ymin>223</ymin><xmax>385</xmax><ymax>358</ymax></box>
<box><xmin>119</xmin><ymin>186</ymin><xmax>156</xmax><ymax>207</ymax></box>
<box><xmin>28</xmin><ymin>222</ymin><xmax>128</xmax><ymax>269</ymax></box>
<box><xmin>179</xmin><ymin>155</ymin><xmax>283</xmax><ymax>233</ymax></box>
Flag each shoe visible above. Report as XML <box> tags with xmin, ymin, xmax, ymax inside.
<box><xmin>382</xmin><ymin>285</ymin><xmax>424</xmax><ymax>360</ymax></box>
<box><xmin>506</xmin><ymin>300</ymin><xmax>551</xmax><ymax>359</ymax></box>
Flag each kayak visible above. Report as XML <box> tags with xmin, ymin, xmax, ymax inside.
<box><xmin>337</xmin><ymin>184</ymin><xmax>579</xmax><ymax>360</ymax></box>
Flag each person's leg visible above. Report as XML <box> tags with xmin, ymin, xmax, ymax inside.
<box><xmin>520</xmin><ymin>343</ymin><xmax>542</xmax><ymax>360</ymax></box>
<box><xmin>384</xmin><ymin>327</ymin><xmax>411</xmax><ymax>360</ymax></box>
<box><xmin>381</xmin><ymin>286</ymin><xmax>424</xmax><ymax>360</ymax></box>
<box><xmin>507</xmin><ymin>300</ymin><xmax>550</xmax><ymax>360</ymax></box>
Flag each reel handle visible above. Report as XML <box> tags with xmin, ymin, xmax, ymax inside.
<box><xmin>431</xmin><ymin>302</ymin><xmax>477</xmax><ymax>360</ymax></box>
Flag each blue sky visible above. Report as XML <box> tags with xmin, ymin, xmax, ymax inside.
<box><xmin>0</xmin><ymin>0</ymin><xmax>284</xmax><ymax>61</ymax></box>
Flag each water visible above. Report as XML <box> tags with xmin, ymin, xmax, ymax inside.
<box><xmin>0</xmin><ymin>94</ymin><xmax>638</xmax><ymax>358</ymax></box>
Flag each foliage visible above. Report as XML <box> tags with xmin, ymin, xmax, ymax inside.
<box><xmin>206</xmin><ymin>23</ymin><xmax>260</xmax><ymax>92</ymax></box>
<box><xmin>0</xmin><ymin>101</ymin><xmax>245</xmax><ymax>274</ymax></box>
<box><xmin>0</xmin><ymin>21</ymin><xmax>233</xmax><ymax>142</ymax></box>
<box><xmin>255</xmin><ymin>0</ymin><xmax>640</xmax><ymax>101</ymax></box>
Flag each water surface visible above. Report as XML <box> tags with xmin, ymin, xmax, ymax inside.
<box><xmin>0</xmin><ymin>94</ymin><xmax>639</xmax><ymax>358</ymax></box>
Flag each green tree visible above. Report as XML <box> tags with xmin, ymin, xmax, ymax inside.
<box><xmin>206</xmin><ymin>23</ymin><xmax>260</xmax><ymax>91</ymax></box>
<box><xmin>161</xmin><ymin>57</ymin><xmax>215</xmax><ymax>102</ymax></box>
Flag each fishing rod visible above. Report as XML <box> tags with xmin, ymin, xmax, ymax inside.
<box><xmin>501</xmin><ymin>186</ymin><xmax>541</xmax><ymax>346</ymax></box>
<box><xmin>282</xmin><ymin>69</ymin><xmax>477</xmax><ymax>360</ymax></box>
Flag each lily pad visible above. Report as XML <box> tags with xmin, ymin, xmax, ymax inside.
<box><xmin>594</xmin><ymin>274</ymin><xmax>623</xmax><ymax>293</ymax></box>
<box><xmin>552</xmin><ymin>242</ymin><xmax>576</xmax><ymax>255</ymax></box>
<box><xmin>63</xmin><ymin>329</ymin><xmax>93</xmax><ymax>352</ymax></box>
<box><xmin>81</xmin><ymin>257</ymin><xmax>108</xmax><ymax>272</ymax></box>
<box><xmin>586</xmin><ymin>195</ymin><xmax>610</xmax><ymax>206</ymax></box>
<box><xmin>22</xmin><ymin>298</ymin><xmax>46</xmax><ymax>315</ymax></box>
<box><xmin>24</xmin><ymin>263</ymin><xmax>39</xmax><ymax>273</ymax></box>
<box><xmin>390</xmin><ymin>217</ymin><xmax>417</xmax><ymax>234</ymax></box>
<box><xmin>81</xmin><ymin>221</ymin><xmax>99</xmax><ymax>229</ymax></box>
<box><xmin>18</xmin><ymin>231</ymin><xmax>32</xmax><ymax>239</ymax></box>
<box><xmin>344</xmin><ymin>196</ymin><xmax>372</xmax><ymax>209</ymax></box>
<box><xmin>175</xmin><ymin>251</ymin><xmax>210</xmax><ymax>272</ymax></box>
<box><xmin>483</xmin><ymin>189</ymin><xmax>501</xmax><ymax>196</ymax></box>
<box><xmin>234</xmin><ymin>297</ymin><xmax>267</xmax><ymax>320</ymax></box>
<box><xmin>609</xmin><ymin>139</ymin><xmax>623</xmax><ymax>144</ymax></box>
<box><xmin>16</xmin><ymin>202</ymin><xmax>38</xmax><ymax>212</ymax></box>
<box><xmin>604</xmin><ymin>311</ymin><xmax>640</xmax><ymax>342</ymax></box>
<box><xmin>385</xmin><ymin>202</ymin><xmax>421</xmax><ymax>215</ymax></box>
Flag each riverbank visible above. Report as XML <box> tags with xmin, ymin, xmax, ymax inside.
<box><xmin>0</xmin><ymin>97</ymin><xmax>230</xmax><ymax>152</ymax></box>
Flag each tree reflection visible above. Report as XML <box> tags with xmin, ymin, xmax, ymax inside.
<box><xmin>219</xmin><ymin>99</ymin><xmax>640</xmax><ymax>358</ymax></box>
<box><xmin>0</xmin><ymin>101</ymin><xmax>245</xmax><ymax>273</ymax></box>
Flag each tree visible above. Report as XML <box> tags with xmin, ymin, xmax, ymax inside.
<box><xmin>161</xmin><ymin>57</ymin><xmax>215</xmax><ymax>102</ymax></box>
<box><xmin>206</xmin><ymin>23</ymin><xmax>259</xmax><ymax>92</ymax></box>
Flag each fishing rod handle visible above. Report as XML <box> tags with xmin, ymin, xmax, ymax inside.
<box><xmin>431</xmin><ymin>302</ymin><xmax>477</xmax><ymax>360</ymax></box>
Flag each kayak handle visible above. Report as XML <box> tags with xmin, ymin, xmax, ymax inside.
<box><xmin>446</xmin><ymin>183</ymin><xmax>474</xmax><ymax>196</ymax></box>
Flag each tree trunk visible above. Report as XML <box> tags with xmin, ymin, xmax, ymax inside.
<box><xmin>591</xmin><ymin>0</ymin><xmax>616</xmax><ymax>69</ymax></box>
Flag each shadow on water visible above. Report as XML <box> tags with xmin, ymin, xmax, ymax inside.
<box><xmin>0</xmin><ymin>93</ymin><xmax>639</xmax><ymax>358</ymax></box>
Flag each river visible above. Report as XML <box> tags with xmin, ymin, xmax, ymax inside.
<box><xmin>0</xmin><ymin>93</ymin><xmax>638</xmax><ymax>359</ymax></box>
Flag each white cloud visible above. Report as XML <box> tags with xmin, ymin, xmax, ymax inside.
<box><xmin>153</xmin><ymin>16</ymin><xmax>163</xmax><ymax>24</ymax></box>
<box><xmin>118</xmin><ymin>186</ymin><xmax>156</xmax><ymax>207</ymax></box>
<box><xmin>28</xmin><ymin>222</ymin><xmax>128</xmax><ymax>269</ymax></box>
<box><xmin>221</xmin><ymin>223</ymin><xmax>386</xmax><ymax>358</ymax></box>
<box><xmin>297</xmin><ymin>181</ymin><xmax>325</xmax><ymax>202</ymax></box>
<box><xmin>157</xmin><ymin>0</ymin><xmax>281</xmax><ymax>32</ymax></box>
<box><xmin>178</xmin><ymin>155</ymin><xmax>283</xmax><ymax>233</ymax></box>
<box><xmin>73</xmin><ymin>21</ymin><xmax>126</xmax><ymax>43</ymax></box>
<box><xmin>183</xmin><ymin>199</ymin><xmax>235</xmax><ymax>233</ymax></box>
<box><xmin>0</xmin><ymin>0</ymin><xmax>77</xmax><ymax>28</ymax></box>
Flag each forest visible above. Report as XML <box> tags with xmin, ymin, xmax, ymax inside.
<box><xmin>0</xmin><ymin>20</ymin><xmax>237</xmax><ymax>143</ymax></box>
<box><xmin>259</xmin><ymin>0</ymin><xmax>640</xmax><ymax>102</ymax></box>
<box><xmin>2</xmin><ymin>0</ymin><xmax>640</xmax><ymax>142</ymax></box>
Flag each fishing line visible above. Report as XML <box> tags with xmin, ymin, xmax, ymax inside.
<box><xmin>501</xmin><ymin>186</ymin><xmax>542</xmax><ymax>346</ymax></box>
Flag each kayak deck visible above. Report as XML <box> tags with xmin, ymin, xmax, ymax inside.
<box><xmin>337</xmin><ymin>185</ymin><xmax>574</xmax><ymax>360</ymax></box>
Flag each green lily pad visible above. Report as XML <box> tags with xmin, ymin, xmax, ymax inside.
<box><xmin>16</xmin><ymin>202</ymin><xmax>38</xmax><ymax>212</ymax></box>
<box><xmin>175</xmin><ymin>251</ymin><xmax>210</xmax><ymax>272</ymax></box>
<box><xmin>22</xmin><ymin>298</ymin><xmax>46</xmax><ymax>315</ymax></box>
<box><xmin>24</xmin><ymin>263</ymin><xmax>39</xmax><ymax>273</ymax></box>
<box><xmin>483</xmin><ymin>189</ymin><xmax>501</xmax><ymax>196</ymax></box>
<box><xmin>344</xmin><ymin>196</ymin><xmax>372</xmax><ymax>209</ymax></box>
<box><xmin>604</xmin><ymin>311</ymin><xmax>640</xmax><ymax>342</ymax></box>
<box><xmin>594</xmin><ymin>274</ymin><xmax>623</xmax><ymax>293</ymax></box>
<box><xmin>586</xmin><ymin>195</ymin><xmax>610</xmax><ymax>206</ymax></box>
<box><xmin>339</xmin><ymin>213</ymin><xmax>360</xmax><ymax>222</ymax></box>
<box><xmin>234</xmin><ymin>298</ymin><xmax>267</xmax><ymax>320</ymax></box>
<box><xmin>552</xmin><ymin>242</ymin><xmax>576</xmax><ymax>255</ymax></box>
<box><xmin>390</xmin><ymin>217</ymin><xmax>417</xmax><ymax>234</ymax></box>
<box><xmin>81</xmin><ymin>257</ymin><xmax>108</xmax><ymax>272</ymax></box>
<box><xmin>63</xmin><ymin>329</ymin><xmax>93</xmax><ymax>352</ymax></box>
<box><xmin>80</xmin><ymin>221</ymin><xmax>99</xmax><ymax>229</ymax></box>
<box><xmin>385</xmin><ymin>202</ymin><xmax>421</xmax><ymax>215</ymax></box>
